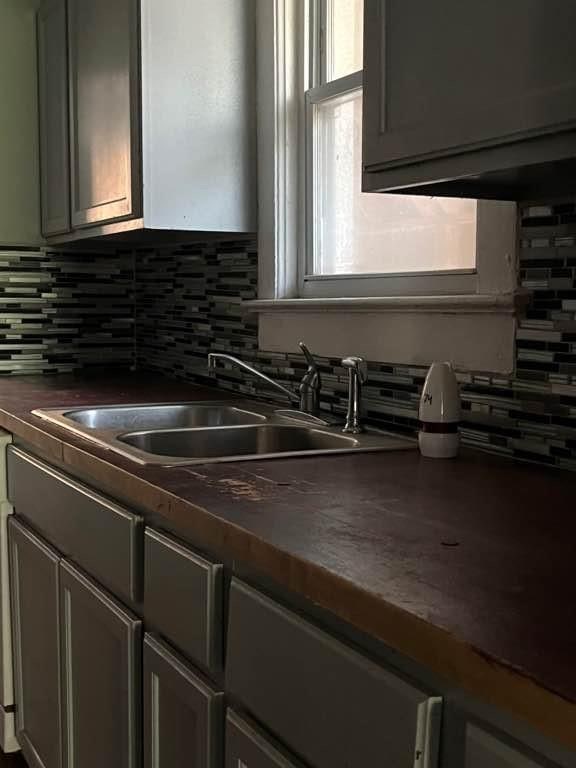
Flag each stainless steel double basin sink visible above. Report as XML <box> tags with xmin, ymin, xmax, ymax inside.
<box><xmin>33</xmin><ymin>401</ymin><xmax>414</xmax><ymax>466</ymax></box>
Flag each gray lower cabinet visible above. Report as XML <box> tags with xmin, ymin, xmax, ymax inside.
<box><xmin>60</xmin><ymin>559</ymin><xmax>142</xmax><ymax>768</ymax></box>
<box><xmin>37</xmin><ymin>0</ymin><xmax>70</xmax><ymax>236</ymax></box>
<box><xmin>8</xmin><ymin>517</ymin><xmax>62</xmax><ymax>768</ymax></box>
<box><xmin>465</xmin><ymin>725</ymin><xmax>545</xmax><ymax>768</ymax></box>
<box><xmin>225</xmin><ymin>711</ymin><xmax>302</xmax><ymax>768</ymax></box>
<box><xmin>143</xmin><ymin>633</ymin><xmax>224</xmax><ymax>768</ymax></box>
<box><xmin>5</xmin><ymin>450</ymin><xmax>570</xmax><ymax>768</ymax></box>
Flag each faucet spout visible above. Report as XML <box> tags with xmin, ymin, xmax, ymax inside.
<box><xmin>207</xmin><ymin>353</ymin><xmax>299</xmax><ymax>405</ymax></box>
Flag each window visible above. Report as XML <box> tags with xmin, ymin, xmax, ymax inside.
<box><xmin>252</xmin><ymin>0</ymin><xmax>519</xmax><ymax>375</ymax></box>
<box><xmin>303</xmin><ymin>0</ymin><xmax>478</xmax><ymax>298</ymax></box>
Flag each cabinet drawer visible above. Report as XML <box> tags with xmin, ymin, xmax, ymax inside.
<box><xmin>466</xmin><ymin>725</ymin><xmax>545</xmax><ymax>768</ymax></box>
<box><xmin>226</xmin><ymin>579</ymin><xmax>442</xmax><ymax>768</ymax></box>
<box><xmin>7</xmin><ymin>447</ymin><xmax>142</xmax><ymax>604</ymax></box>
<box><xmin>226</xmin><ymin>710</ymin><xmax>303</xmax><ymax>768</ymax></box>
<box><xmin>144</xmin><ymin>634</ymin><xmax>224</xmax><ymax>768</ymax></box>
<box><xmin>144</xmin><ymin>528</ymin><xmax>223</xmax><ymax>673</ymax></box>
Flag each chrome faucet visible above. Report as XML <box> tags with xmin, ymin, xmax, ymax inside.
<box><xmin>207</xmin><ymin>342</ymin><xmax>321</xmax><ymax>414</ymax></box>
<box><xmin>342</xmin><ymin>356</ymin><xmax>368</xmax><ymax>434</ymax></box>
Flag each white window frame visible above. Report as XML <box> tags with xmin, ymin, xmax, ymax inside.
<box><xmin>302</xmin><ymin>5</ymin><xmax>483</xmax><ymax>299</ymax></box>
<box><xmin>249</xmin><ymin>0</ymin><xmax>521</xmax><ymax>374</ymax></box>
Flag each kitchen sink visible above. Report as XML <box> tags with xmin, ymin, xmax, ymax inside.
<box><xmin>32</xmin><ymin>400</ymin><xmax>415</xmax><ymax>466</ymax></box>
<box><xmin>119</xmin><ymin>424</ymin><xmax>359</xmax><ymax>461</ymax></box>
<box><xmin>63</xmin><ymin>403</ymin><xmax>266</xmax><ymax>430</ymax></box>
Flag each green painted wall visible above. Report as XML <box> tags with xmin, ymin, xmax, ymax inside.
<box><xmin>0</xmin><ymin>0</ymin><xmax>42</xmax><ymax>245</ymax></box>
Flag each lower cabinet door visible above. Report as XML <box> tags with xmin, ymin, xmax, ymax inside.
<box><xmin>143</xmin><ymin>633</ymin><xmax>224</xmax><ymax>768</ymax></box>
<box><xmin>465</xmin><ymin>725</ymin><xmax>545</xmax><ymax>768</ymax></box>
<box><xmin>60</xmin><ymin>559</ymin><xmax>142</xmax><ymax>768</ymax></box>
<box><xmin>9</xmin><ymin>518</ymin><xmax>62</xmax><ymax>768</ymax></box>
<box><xmin>225</xmin><ymin>711</ymin><xmax>302</xmax><ymax>768</ymax></box>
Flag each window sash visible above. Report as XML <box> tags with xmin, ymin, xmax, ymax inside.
<box><xmin>304</xmin><ymin>70</ymin><xmax>363</xmax><ymax>286</ymax></box>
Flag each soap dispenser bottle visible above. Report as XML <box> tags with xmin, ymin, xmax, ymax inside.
<box><xmin>418</xmin><ymin>362</ymin><xmax>460</xmax><ymax>458</ymax></box>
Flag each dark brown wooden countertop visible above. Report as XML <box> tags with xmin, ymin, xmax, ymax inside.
<box><xmin>0</xmin><ymin>373</ymin><xmax>575</xmax><ymax>751</ymax></box>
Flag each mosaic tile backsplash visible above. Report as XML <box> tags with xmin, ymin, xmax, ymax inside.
<box><xmin>3</xmin><ymin>201</ymin><xmax>576</xmax><ymax>470</ymax></box>
<box><xmin>134</xmin><ymin>203</ymin><xmax>576</xmax><ymax>471</ymax></box>
<box><xmin>0</xmin><ymin>248</ymin><xmax>134</xmax><ymax>374</ymax></box>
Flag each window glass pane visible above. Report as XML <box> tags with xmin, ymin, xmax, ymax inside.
<box><xmin>326</xmin><ymin>0</ymin><xmax>363</xmax><ymax>81</ymax></box>
<box><xmin>312</xmin><ymin>88</ymin><xmax>477</xmax><ymax>276</ymax></box>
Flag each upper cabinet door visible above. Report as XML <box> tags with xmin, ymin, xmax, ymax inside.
<box><xmin>37</xmin><ymin>0</ymin><xmax>70</xmax><ymax>236</ymax></box>
<box><xmin>67</xmin><ymin>0</ymin><xmax>140</xmax><ymax>228</ymax></box>
<box><xmin>363</xmin><ymin>0</ymin><xmax>576</xmax><ymax>192</ymax></box>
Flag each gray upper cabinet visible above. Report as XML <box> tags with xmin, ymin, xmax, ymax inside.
<box><xmin>68</xmin><ymin>0</ymin><xmax>139</xmax><ymax>228</ymax></box>
<box><xmin>37</xmin><ymin>0</ymin><xmax>70</xmax><ymax>236</ymax></box>
<box><xmin>37</xmin><ymin>0</ymin><xmax>256</xmax><ymax>243</ymax></box>
<box><xmin>143</xmin><ymin>634</ymin><xmax>224</xmax><ymax>768</ymax></box>
<box><xmin>363</xmin><ymin>0</ymin><xmax>576</xmax><ymax>199</ymax></box>
<box><xmin>60</xmin><ymin>559</ymin><xmax>142</xmax><ymax>768</ymax></box>
<box><xmin>8</xmin><ymin>518</ymin><xmax>62</xmax><ymax>768</ymax></box>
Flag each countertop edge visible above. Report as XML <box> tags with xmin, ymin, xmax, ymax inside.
<box><xmin>2</xmin><ymin>407</ymin><xmax>575</xmax><ymax>753</ymax></box>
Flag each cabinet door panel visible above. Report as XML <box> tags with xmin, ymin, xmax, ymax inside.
<box><xmin>363</xmin><ymin>0</ymin><xmax>576</xmax><ymax>171</ymax></box>
<box><xmin>37</xmin><ymin>0</ymin><xmax>70</xmax><ymax>236</ymax></box>
<box><xmin>9</xmin><ymin>517</ymin><xmax>61</xmax><ymax>768</ymax></box>
<box><xmin>68</xmin><ymin>0</ymin><xmax>140</xmax><ymax>227</ymax></box>
<box><xmin>143</xmin><ymin>634</ymin><xmax>223</xmax><ymax>768</ymax></box>
<box><xmin>466</xmin><ymin>725</ymin><xmax>544</xmax><ymax>768</ymax></box>
<box><xmin>225</xmin><ymin>711</ymin><xmax>302</xmax><ymax>768</ymax></box>
<box><xmin>60</xmin><ymin>560</ymin><xmax>141</xmax><ymax>768</ymax></box>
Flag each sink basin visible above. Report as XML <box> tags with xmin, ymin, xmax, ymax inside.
<box><xmin>63</xmin><ymin>403</ymin><xmax>266</xmax><ymax>430</ymax></box>
<box><xmin>33</xmin><ymin>400</ymin><xmax>415</xmax><ymax>465</ymax></box>
<box><xmin>119</xmin><ymin>425</ymin><xmax>359</xmax><ymax>460</ymax></box>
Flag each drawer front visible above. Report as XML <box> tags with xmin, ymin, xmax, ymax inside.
<box><xmin>7</xmin><ymin>447</ymin><xmax>142</xmax><ymax>604</ymax></box>
<box><xmin>144</xmin><ymin>633</ymin><xmax>224</xmax><ymax>768</ymax></box>
<box><xmin>144</xmin><ymin>528</ymin><xmax>223</xmax><ymax>673</ymax></box>
<box><xmin>466</xmin><ymin>725</ymin><xmax>545</xmax><ymax>768</ymax></box>
<box><xmin>226</xmin><ymin>710</ymin><xmax>302</xmax><ymax>768</ymax></box>
<box><xmin>226</xmin><ymin>579</ymin><xmax>442</xmax><ymax>768</ymax></box>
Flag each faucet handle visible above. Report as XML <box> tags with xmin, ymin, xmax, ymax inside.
<box><xmin>342</xmin><ymin>356</ymin><xmax>368</xmax><ymax>384</ymax></box>
<box><xmin>298</xmin><ymin>342</ymin><xmax>321</xmax><ymax>414</ymax></box>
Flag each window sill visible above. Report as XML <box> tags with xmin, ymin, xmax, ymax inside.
<box><xmin>244</xmin><ymin>292</ymin><xmax>523</xmax><ymax>315</ymax></box>
<box><xmin>245</xmin><ymin>292</ymin><xmax>525</xmax><ymax>375</ymax></box>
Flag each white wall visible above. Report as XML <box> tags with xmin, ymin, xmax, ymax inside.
<box><xmin>0</xmin><ymin>0</ymin><xmax>42</xmax><ymax>245</ymax></box>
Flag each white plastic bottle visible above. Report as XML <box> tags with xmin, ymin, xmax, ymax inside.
<box><xmin>418</xmin><ymin>362</ymin><xmax>460</xmax><ymax>458</ymax></box>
